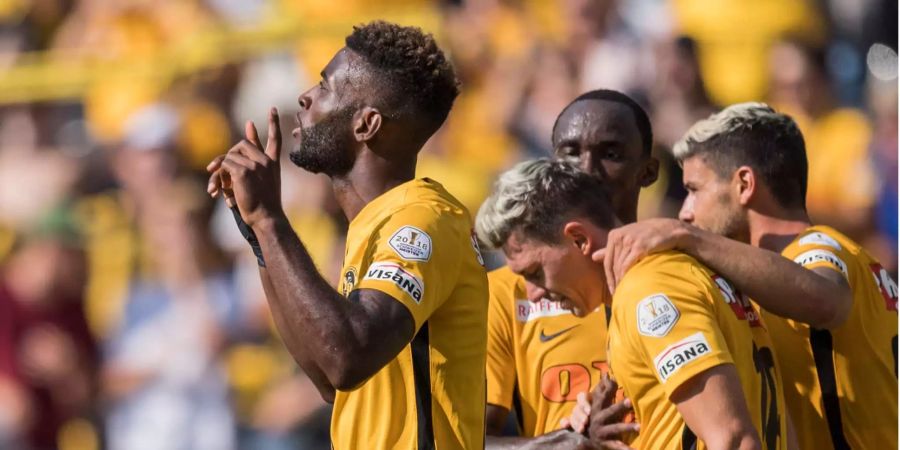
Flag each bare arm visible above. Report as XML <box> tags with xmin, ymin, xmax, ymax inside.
<box><xmin>208</xmin><ymin>109</ymin><xmax>415</xmax><ymax>391</ymax></box>
<box><xmin>484</xmin><ymin>404</ymin><xmax>609</xmax><ymax>450</ymax></box>
<box><xmin>677</xmin><ymin>225</ymin><xmax>851</xmax><ymax>328</ymax></box>
<box><xmin>672</xmin><ymin>364</ymin><xmax>761</xmax><ymax>450</ymax></box>
<box><xmin>253</xmin><ymin>214</ymin><xmax>415</xmax><ymax>391</ymax></box>
<box><xmin>599</xmin><ymin>219</ymin><xmax>852</xmax><ymax>329</ymax></box>
<box><xmin>259</xmin><ymin>268</ymin><xmax>335</xmax><ymax>402</ymax></box>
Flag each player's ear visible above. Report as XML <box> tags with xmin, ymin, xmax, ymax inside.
<box><xmin>735</xmin><ymin>166</ymin><xmax>755</xmax><ymax>206</ymax></box>
<box><xmin>563</xmin><ymin>222</ymin><xmax>592</xmax><ymax>256</ymax></box>
<box><xmin>353</xmin><ymin>106</ymin><xmax>383</xmax><ymax>142</ymax></box>
<box><xmin>639</xmin><ymin>155</ymin><xmax>660</xmax><ymax>187</ymax></box>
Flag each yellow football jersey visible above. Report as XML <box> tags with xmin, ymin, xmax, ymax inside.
<box><xmin>331</xmin><ymin>178</ymin><xmax>488</xmax><ymax>450</ymax></box>
<box><xmin>608</xmin><ymin>251</ymin><xmax>789</xmax><ymax>450</ymax></box>
<box><xmin>486</xmin><ymin>266</ymin><xmax>610</xmax><ymax>436</ymax></box>
<box><xmin>762</xmin><ymin>225</ymin><xmax>898</xmax><ymax>449</ymax></box>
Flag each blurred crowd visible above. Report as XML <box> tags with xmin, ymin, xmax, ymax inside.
<box><xmin>0</xmin><ymin>0</ymin><xmax>895</xmax><ymax>449</ymax></box>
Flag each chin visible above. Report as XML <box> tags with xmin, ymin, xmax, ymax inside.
<box><xmin>559</xmin><ymin>299</ymin><xmax>585</xmax><ymax>317</ymax></box>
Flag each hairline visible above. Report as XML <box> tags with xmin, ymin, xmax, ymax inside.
<box><xmin>551</xmin><ymin>97</ymin><xmax>650</xmax><ymax>155</ymax></box>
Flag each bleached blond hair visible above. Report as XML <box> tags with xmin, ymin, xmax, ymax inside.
<box><xmin>671</xmin><ymin>102</ymin><xmax>809</xmax><ymax>208</ymax></box>
<box><xmin>475</xmin><ymin>159</ymin><xmax>616</xmax><ymax>249</ymax></box>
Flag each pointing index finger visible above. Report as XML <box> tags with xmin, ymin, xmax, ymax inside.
<box><xmin>266</xmin><ymin>107</ymin><xmax>282</xmax><ymax>161</ymax></box>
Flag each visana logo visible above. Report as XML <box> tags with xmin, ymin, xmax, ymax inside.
<box><xmin>653</xmin><ymin>332</ymin><xmax>712</xmax><ymax>382</ymax></box>
<box><xmin>793</xmin><ymin>249</ymin><xmax>848</xmax><ymax>277</ymax></box>
<box><xmin>364</xmin><ymin>262</ymin><xmax>425</xmax><ymax>303</ymax></box>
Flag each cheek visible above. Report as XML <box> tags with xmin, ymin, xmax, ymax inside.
<box><xmin>690</xmin><ymin>192</ymin><xmax>716</xmax><ymax>223</ymax></box>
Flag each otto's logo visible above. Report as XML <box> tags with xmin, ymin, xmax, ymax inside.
<box><xmin>341</xmin><ymin>267</ymin><xmax>357</xmax><ymax>297</ymax></box>
<box><xmin>364</xmin><ymin>262</ymin><xmax>425</xmax><ymax>303</ymax></box>
<box><xmin>653</xmin><ymin>332</ymin><xmax>712</xmax><ymax>382</ymax></box>
<box><xmin>712</xmin><ymin>275</ymin><xmax>762</xmax><ymax>327</ymax></box>
<box><xmin>389</xmin><ymin>226</ymin><xmax>432</xmax><ymax>261</ymax></box>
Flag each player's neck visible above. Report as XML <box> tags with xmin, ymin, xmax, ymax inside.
<box><xmin>331</xmin><ymin>148</ymin><xmax>417</xmax><ymax>221</ymax></box>
<box><xmin>748</xmin><ymin>208</ymin><xmax>811</xmax><ymax>253</ymax></box>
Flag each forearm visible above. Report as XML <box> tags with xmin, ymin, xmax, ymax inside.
<box><xmin>703</xmin><ymin>432</ymin><xmax>761</xmax><ymax>450</ymax></box>
<box><xmin>486</xmin><ymin>430</ymin><xmax>586</xmax><ymax>450</ymax></box>
<box><xmin>681</xmin><ymin>226</ymin><xmax>847</xmax><ymax>327</ymax></box>
<box><xmin>253</xmin><ymin>212</ymin><xmax>369</xmax><ymax>387</ymax></box>
<box><xmin>259</xmin><ymin>268</ymin><xmax>335</xmax><ymax>402</ymax></box>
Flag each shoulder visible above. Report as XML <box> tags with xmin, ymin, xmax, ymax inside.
<box><xmin>613</xmin><ymin>251</ymin><xmax>714</xmax><ymax>316</ymax></box>
<box><xmin>618</xmin><ymin>251</ymin><xmax>707</xmax><ymax>293</ymax></box>
<box><xmin>784</xmin><ymin>226</ymin><xmax>862</xmax><ymax>275</ymax></box>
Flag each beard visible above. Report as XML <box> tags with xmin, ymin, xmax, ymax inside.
<box><xmin>707</xmin><ymin>196</ymin><xmax>751</xmax><ymax>243</ymax></box>
<box><xmin>289</xmin><ymin>106</ymin><xmax>356</xmax><ymax>176</ymax></box>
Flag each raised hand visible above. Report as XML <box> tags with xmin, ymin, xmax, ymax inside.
<box><xmin>593</xmin><ymin>218</ymin><xmax>689</xmax><ymax>294</ymax></box>
<box><xmin>207</xmin><ymin>107</ymin><xmax>284</xmax><ymax>228</ymax></box>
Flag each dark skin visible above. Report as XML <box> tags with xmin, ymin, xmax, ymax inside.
<box><xmin>485</xmin><ymin>98</ymin><xmax>658</xmax><ymax>449</ymax></box>
<box><xmin>552</xmin><ymin>99</ymin><xmax>659</xmax><ymax>224</ymax></box>
<box><xmin>206</xmin><ymin>48</ymin><xmax>427</xmax><ymax>400</ymax></box>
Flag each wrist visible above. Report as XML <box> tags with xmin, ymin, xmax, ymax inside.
<box><xmin>674</xmin><ymin>221</ymin><xmax>699</xmax><ymax>253</ymax></box>
<box><xmin>251</xmin><ymin>210</ymin><xmax>288</xmax><ymax>236</ymax></box>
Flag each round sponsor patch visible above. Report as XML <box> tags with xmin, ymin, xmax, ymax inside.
<box><xmin>637</xmin><ymin>294</ymin><xmax>680</xmax><ymax>337</ymax></box>
<box><xmin>388</xmin><ymin>226</ymin><xmax>432</xmax><ymax>262</ymax></box>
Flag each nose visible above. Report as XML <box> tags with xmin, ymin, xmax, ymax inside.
<box><xmin>297</xmin><ymin>89</ymin><xmax>313</xmax><ymax>110</ymax></box>
<box><xmin>579</xmin><ymin>153</ymin><xmax>595</xmax><ymax>175</ymax></box>
<box><xmin>678</xmin><ymin>197</ymin><xmax>694</xmax><ymax>223</ymax></box>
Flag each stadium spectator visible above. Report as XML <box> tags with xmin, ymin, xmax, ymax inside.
<box><xmin>0</xmin><ymin>212</ymin><xmax>98</xmax><ymax>450</ymax></box>
<box><xmin>101</xmin><ymin>105</ymin><xmax>241</xmax><ymax>450</ymax></box>
<box><xmin>767</xmin><ymin>37</ymin><xmax>877</xmax><ymax>239</ymax></box>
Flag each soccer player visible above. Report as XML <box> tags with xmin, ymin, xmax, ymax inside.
<box><xmin>206</xmin><ymin>22</ymin><xmax>488</xmax><ymax>449</ymax></box>
<box><xmin>476</xmin><ymin>159</ymin><xmax>791</xmax><ymax>450</ymax></box>
<box><xmin>600</xmin><ymin>103</ymin><xmax>898</xmax><ymax>449</ymax></box>
<box><xmin>484</xmin><ymin>90</ymin><xmax>658</xmax><ymax>448</ymax></box>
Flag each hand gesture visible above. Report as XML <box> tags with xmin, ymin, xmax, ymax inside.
<box><xmin>207</xmin><ymin>108</ymin><xmax>283</xmax><ymax>228</ymax></box>
<box><xmin>586</xmin><ymin>375</ymin><xmax>639</xmax><ymax>449</ymax></box>
<box><xmin>593</xmin><ymin>218</ymin><xmax>688</xmax><ymax>293</ymax></box>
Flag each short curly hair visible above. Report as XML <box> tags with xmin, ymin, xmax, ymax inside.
<box><xmin>345</xmin><ymin>21</ymin><xmax>460</xmax><ymax>134</ymax></box>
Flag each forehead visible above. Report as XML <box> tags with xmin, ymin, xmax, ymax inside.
<box><xmin>502</xmin><ymin>231</ymin><xmax>545</xmax><ymax>273</ymax></box>
<box><xmin>682</xmin><ymin>155</ymin><xmax>720</xmax><ymax>182</ymax></box>
<box><xmin>322</xmin><ymin>48</ymin><xmax>370</xmax><ymax>93</ymax></box>
<box><xmin>553</xmin><ymin>99</ymin><xmax>641</xmax><ymax>146</ymax></box>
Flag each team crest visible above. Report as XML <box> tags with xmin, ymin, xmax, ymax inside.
<box><xmin>389</xmin><ymin>226</ymin><xmax>432</xmax><ymax>261</ymax></box>
<box><xmin>341</xmin><ymin>267</ymin><xmax>357</xmax><ymax>297</ymax></box>
<box><xmin>637</xmin><ymin>294</ymin><xmax>680</xmax><ymax>337</ymax></box>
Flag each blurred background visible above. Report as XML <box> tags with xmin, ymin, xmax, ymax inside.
<box><xmin>0</xmin><ymin>0</ymin><xmax>895</xmax><ymax>449</ymax></box>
